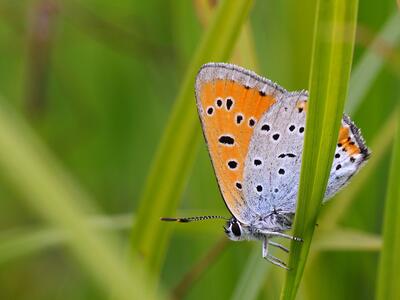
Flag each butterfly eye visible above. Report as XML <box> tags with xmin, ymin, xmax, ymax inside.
<box><xmin>231</xmin><ymin>221</ymin><xmax>241</xmax><ymax>237</ymax></box>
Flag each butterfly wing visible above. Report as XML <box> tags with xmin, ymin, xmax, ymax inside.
<box><xmin>243</xmin><ymin>92</ymin><xmax>370</xmax><ymax>216</ymax></box>
<box><xmin>195</xmin><ymin>63</ymin><xmax>285</xmax><ymax>223</ymax></box>
<box><xmin>325</xmin><ymin>114</ymin><xmax>370</xmax><ymax>199</ymax></box>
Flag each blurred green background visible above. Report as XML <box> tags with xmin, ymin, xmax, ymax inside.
<box><xmin>0</xmin><ymin>0</ymin><xmax>399</xmax><ymax>299</ymax></box>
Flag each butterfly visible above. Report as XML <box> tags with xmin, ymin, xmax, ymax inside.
<box><xmin>162</xmin><ymin>63</ymin><xmax>370</xmax><ymax>269</ymax></box>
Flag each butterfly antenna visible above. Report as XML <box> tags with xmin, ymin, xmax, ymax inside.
<box><xmin>160</xmin><ymin>215</ymin><xmax>229</xmax><ymax>223</ymax></box>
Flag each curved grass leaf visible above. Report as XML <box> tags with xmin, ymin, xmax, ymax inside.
<box><xmin>280</xmin><ymin>1</ymin><xmax>358</xmax><ymax>299</ymax></box>
<box><xmin>376</xmin><ymin>108</ymin><xmax>400</xmax><ymax>300</ymax></box>
<box><xmin>0</xmin><ymin>99</ymin><xmax>159</xmax><ymax>300</ymax></box>
<box><xmin>130</xmin><ymin>0</ymin><xmax>254</xmax><ymax>274</ymax></box>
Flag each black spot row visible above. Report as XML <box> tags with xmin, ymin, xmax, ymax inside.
<box><xmin>212</xmin><ymin>98</ymin><xmax>234</xmax><ymax>111</ymax></box>
<box><xmin>272</xmin><ymin>133</ymin><xmax>280</xmax><ymax>141</ymax></box>
<box><xmin>240</xmin><ymin>84</ymin><xmax>269</xmax><ymax>97</ymax></box>
<box><xmin>236</xmin><ymin>114</ymin><xmax>243</xmax><ymax>124</ymax></box>
<box><xmin>256</xmin><ymin>185</ymin><xmax>263</xmax><ymax>192</ymax></box>
<box><xmin>278</xmin><ymin>168</ymin><xmax>285</xmax><ymax>175</ymax></box>
<box><xmin>235</xmin><ymin>182</ymin><xmax>242</xmax><ymax>189</ymax></box>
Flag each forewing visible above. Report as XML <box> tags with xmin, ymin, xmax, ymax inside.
<box><xmin>195</xmin><ymin>63</ymin><xmax>285</xmax><ymax>223</ymax></box>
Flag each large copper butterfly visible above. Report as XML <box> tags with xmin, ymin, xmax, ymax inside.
<box><xmin>162</xmin><ymin>63</ymin><xmax>370</xmax><ymax>269</ymax></box>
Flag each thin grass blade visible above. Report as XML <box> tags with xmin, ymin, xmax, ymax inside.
<box><xmin>376</xmin><ymin>108</ymin><xmax>400</xmax><ymax>300</ymax></box>
<box><xmin>280</xmin><ymin>1</ymin><xmax>358</xmax><ymax>299</ymax></box>
<box><xmin>130</xmin><ymin>0</ymin><xmax>254</xmax><ymax>273</ymax></box>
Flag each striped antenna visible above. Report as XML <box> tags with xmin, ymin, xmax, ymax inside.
<box><xmin>160</xmin><ymin>215</ymin><xmax>229</xmax><ymax>223</ymax></box>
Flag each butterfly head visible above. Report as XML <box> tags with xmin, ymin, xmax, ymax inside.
<box><xmin>224</xmin><ymin>217</ymin><xmax>252</xmax><ymax>241</ymax></box>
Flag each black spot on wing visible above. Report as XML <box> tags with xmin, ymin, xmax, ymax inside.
<box><xmin>261</xmin><ymin>124</ymin><xmax>270</xmax><ymax>131</ymax></box>
<box><xmin>227</xmin><ymin>160</ymin><xmax>238</xmax><ymax>169</ymax></box>
<box><xmin>219</xmin><ymin>135</ymin><xmax>235</xmax><ymax>145</ymax></box>
<box><xmin>226</xmin><ymin>98</ymin><xmax>233</xmax><ymax>110</ymax></box>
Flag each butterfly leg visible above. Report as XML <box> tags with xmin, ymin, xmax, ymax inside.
<box><xmin>260</xmin><ymin>230</ymin><xmax>303</xmax><ymax>242</ymax></box>
<box><xmin>269</xmin><ymin>241</ymin><xmax>289</xmax><ymax>253</ymax></box>
<box><xmin>262</xmin><ymin>238</ymin><xmax>289</xmax><ymax>270</ymax></box>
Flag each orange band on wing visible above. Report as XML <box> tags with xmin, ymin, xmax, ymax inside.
<box><xmin>198</xmin><ymin>79</ymin><xmax>276</xmax><ymax>219</ymax></box>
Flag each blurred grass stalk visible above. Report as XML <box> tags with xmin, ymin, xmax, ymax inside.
<box><xmin>130</xmin><ymin>0</ymin><xmax>254</xmax><ymax>274</ymax></box>
<box><xmin>0</xmin><ymin>99</ymin><xmax>160</xmax><ymax>300</ymax></box>
<box><xmin>376</xmin><ymin>107</ymin><xmax>400</xmax><ymax>300</ymax></box>
<box><xmin>346</xmin><ymin>12</ymin><xmax>400</xmax><ymax>114</ymax></box>
<box><xmin>194</xmin><ymin>0</ymin><xmax>259</xmax><ymax>72</ymax></box>
<box><xmin>280</xmin><ymin>0</ymin><xmax>358</xmax><ymax>299</ymax></box>
<box><xmin>0</xmin><ymin>214</ymin><xmax>134</xmax><ymax>265</ymax></box>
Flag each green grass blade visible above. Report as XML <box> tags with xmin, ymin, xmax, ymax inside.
<box><xmin>130</xmin><ymin>0</ymin><xmax>254</xmax><ymax>273</ymax></box>
<box><xmin>346</xmin><ymin>12</ymin><xmax>400</xmax><ymax>114</ymax></box>
<box><xmin>280</xmin><ymin>1</ymin><xmax>358</xmax><ymax>299</ymax></box>
<box><xmin>376</xmin><ymin>108</ymin><xmax>400</xmax><ymax>300</ymax></box>
<box><xmin>0</xmin><ymin>99</ymin><xmax>160</xmax><ymax>300</ymax></box>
